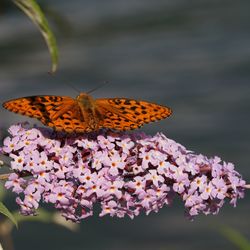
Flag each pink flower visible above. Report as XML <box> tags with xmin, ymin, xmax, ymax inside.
<box><xmin>200</xmin><ymin>182</ymin><xmax>215</xmax><ymax>200</ymax></box>
<box><xmin>127</xmin><ymin>176</ymin><xmax>146</xmax><ymax>194</ymax></box>
<box><xmin>100</xmin><ymin>200</ymin><xmax>118</xmax><ymax>217</ymax></box>
<box><xmin>105</xmin><ymin>152</ymin><xmax>126</xmax><ymax>176</ymax></box>
<box><xmin>190</xmin><ymin>176</ymin><xmax>208</xmax><ymax>192</ymax></box>
<box><xmin>131</xmin><ymin>164</ymin><xmax>144</xmax><ymax>175</ymax></box>
<box><xmin>102</xmin><ymin>180</ymin><xmax>124</xmax><ymax>199</ymax></box>
<box><xmin>169</xmin><ymin>164</ymin><xmax>188</xmax><ymax>181</ymax></box>
<box><xmin>3</xmin><ymin>136</ymin><xmax>24</xmax><ymax>153</ymax></box>
<box><xmin>91</xmin><ymin>151</ymin><xmax>107</xmax><ymax>170</ymax></box>
<box><xmin>139</xmin><ymin>149</ymin><xmax>156</xmax><ymax>169</ymax></box>
<box><xmin>157</xmin><ymin>161</ymin><xmax>172</xmax><ymax>176</ymax></box>
<box><xmin>116</xmin><ymin>138</ymin><xmax>135</xmax><ymax>154</ymax></box>
<box><xmin>9</xmin><ymin>152</ymin><xmax>27</xmax><ymax>171</ymax></box>
<box><xmin>211</xmin><ymin>178</ymin><xmax>228</xmax><ymax>199</ymax></box>
<box><xmin>145</xmin><ymin>170</ymin><xmax>164</xmax><ymax>187</ymax></box>
<box><xmin>79</xmin><ymin>169</ymin><xmax>97</xmax><ymax>187</ymax></box>
<box><xmin>138</xmin><ymin>190</ymin><xmax>157</xmax><ymax>209</ymax></box>
<box><xmin>97</xmin><ymin>135</ymin><xmax>115</xmax><ymax>150</ymax></box>
<box><xmin>76</xmin><ymin>138</ymin><xmax>98</xmax><ymax>150</ymax></box>
<box><xmin>5</xmin><ymin>173</ymin><xmax>25</xmax><ymax>194</ymax></box>
<box><xmin>48</xmin><ymin>185</ymin><xmax>72</xmax><ymax>205</ymax></box>
<box><xmin>23</xmin><ymin>189</ymin><xmax>41</xmax><ymax>209</ymax></box>
<box><xmin>173</xmin><ymin>176</ymin><xmax>190</xmax><ymax>194</ymax></box>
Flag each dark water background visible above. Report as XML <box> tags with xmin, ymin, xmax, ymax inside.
<box><xmin>0</xmin><ymin>0</ymin><xmax>249</xmax><ymax>249</ymax></box>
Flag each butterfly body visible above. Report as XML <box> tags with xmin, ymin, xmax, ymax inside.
<box><xmin>3</xmin><ymin>92</ymin><xmax>172</xmax><ymax>133</ymax></box>
<box><xmin>76</xmin><ymin>93</ymin><xmax>103</xmax><ymax>131</ymax></box>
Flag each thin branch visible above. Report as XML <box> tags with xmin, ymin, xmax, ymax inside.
<box><xmin>244</xmin><ymin>184</ymin><xmax>250</xmax><ymax>189</ymax></box>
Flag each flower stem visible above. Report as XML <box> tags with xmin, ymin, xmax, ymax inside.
<box><xmin>0</xmin><ymin>173</ymin><xmax>11</xmax><ymax>181</ymax></box>
<box><xmin>244</xmin><ymin>184</ymin><xmax>250</xmax><ymax>189</ymax></box>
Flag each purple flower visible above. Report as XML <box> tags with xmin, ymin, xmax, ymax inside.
<box><xmin>200</xmin><ymin>182</ymin><xmax>214</xmax><ymax>200</ymax></box>
<box><xmin>79</xmin><ymin>169</ymin><xmax>98</xmax><ymax>187</ymax></box>
<box><xmin>91</xmin><ymin>151</ymin><xmax>106</xmax><ymax>170</ymax></box>
<box><xmin>190</xmin><ymin>176</ymin><xmax>208</xmax><ymax>192</ymax></box>
<box><xmin>9</xmin><ymin>152</ymin><xmax>27</xmax><ymax>171</ymax></box>
<box><xmin>1</xmin><ymin>123</ymin><xmax>246</xmax><ymax>222</ymax></box>
<box><xmin>76</xmin><ymin>138</ymin><xmax>98</xmax><ymax>150</ymax></box>
<box><xmin>157</xmin><ymin>161</ymin><xmax>172</xmax><ymax>176</ymax></box>
<box><xmin>99</xmin><ymin>200</ymin><xmax>118</xmax><ymax>217</ymax></box>
<box><xmin>5</xmin><ymin>173</ymin><xmax>25</xmax><ymax>194</ymax></box>
<box><xmin>145</xmin><ymin>170</ymin><xmax>165</xmax><ymax>187</ymax></box>
<box><xmin>97</xmin><ymin>135</ymin><xmax>115</xmax><ymax>150</ymax></box>
<box><xmin>116</xmin><ymin>138</ymin><xmax>135</xmax><ymax>154</ymax></box>
<box><xmin>138</xmin><ymin>190</ymin><xmax>156</xmax><ymax>209</ymax></box>
<box><xmin>139</xmin><ymin>148</ymin><xmax>156</xmax><ymax>169</ymax></box>
<box><xmin>127</xmin><ymin>176</ymin><xmax>146</xmax><ymax>195</ymax></box>
<box><xmin>8</xmin><ymin>124</ymin><xmax>25</xmax><ymax>136</ymax></box>
<box><xmin>102</xmin><ymin>180</ymin><xmax>124</xmax><ymax>199</ymax></box>
<box><xmin>105</xmin><ymin>152</ymin><xmax>126</xmax><ymax>176</ymax></box>
<box><xmin>23</xmin><ymin>188</ymin><xmax>41</xmax><ymax>209</ymax></box>
<box><xmin>16</xmin><ymin>197</ymin><xmax>36</xmax><ymax>216</ymax></box>
<box><xmin>3</xmin><ymin>136</ymin><xmax>24</xmax><ymax>153</ymax></box>
<box><xmin>173</xmin><ymin>176</ymin><xmax>190</xmax><ymax>194</ymax></box>
<box><xmin>131</xmin><ymin>163</ymin><xmax>144</xmax><ymax>175</ymax></box>
<box><xmin>211</xmin><ymin>178</ymin><xmax>228</xmax><ymax>199</ymax></box>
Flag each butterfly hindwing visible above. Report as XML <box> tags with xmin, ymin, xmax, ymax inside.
<box><xmin>47</xmin><ymin>108</ymin><xmax>90</xmax><ymax>133</ymax></box>
<box><xmin>3</xmin><ymin>95</ymin><xmax>89</xmax><ymax>133</ymax></box>
<box><xmin>95</xmin><ymin>98</ymin><xmax>172</xmax><ymax>130</ymax></box>
<box><xmin>96</xmin><ymin>106</ymin><xmax>142</xmax><ymax>130</ymax></box>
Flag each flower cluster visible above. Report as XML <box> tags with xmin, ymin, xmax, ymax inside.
<box><xmin>1</xmin><ymin>123</ymin><xmax>246</xmax><ymax>222</ymax></box>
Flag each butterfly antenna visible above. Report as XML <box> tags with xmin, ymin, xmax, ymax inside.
<box><xmin>65</xmin><ymin>82</ymin><xmax>81</xmax><ymax>93</ymax></box>
<box><xmin>87</xmin><ymin>81</ymin><xmax>110</xmax><ymax>94</ymax></box>
<box><xmin>48</xmin><ymin>72</ymin><xmax>80</xmax><ymax>94</ymax></box>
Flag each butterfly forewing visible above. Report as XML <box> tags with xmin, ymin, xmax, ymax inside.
<box><xmin>3</xmin><ymin>95</ymin><xmax>89</xmax><ymax>133</ymax></box>
<box><xmin>95</xmin><ymin>98</ymin><xmax>172</xmax><ymax>130</ymax></box>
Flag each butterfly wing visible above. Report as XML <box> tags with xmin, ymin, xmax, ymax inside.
<box><xmin>3</xmin><ymin>95</ymin><xmax>90</xmax><ymax>133</ymax></box>
<box><xmin>95</xmin><ymin>98</ymin><xmax>172</xmax><ymax>130</ymax></box>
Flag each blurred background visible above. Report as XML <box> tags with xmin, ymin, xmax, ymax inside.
<box><xmin>0</xmin><ymin>0</ymin><xmax>249</xmax><ymax>249</ymax></box>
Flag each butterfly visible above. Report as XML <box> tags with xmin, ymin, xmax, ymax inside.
<box><xmin>2</xmin><ymin>93</ymin><xmax>172</xmax><ymax>133</ymax></box>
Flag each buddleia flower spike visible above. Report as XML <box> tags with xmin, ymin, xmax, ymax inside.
<box><xmin>1</xmin><ymin>123</ymin><xmax>246</xmax><ymax>222</ymax></box>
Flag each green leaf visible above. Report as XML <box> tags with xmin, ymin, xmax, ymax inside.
<box><xmin>220</xmin><ymin>226</ymin><xmax>250</xmax><ymax>250</ymax></box>
<box><xmin>13</xmin><ymin>0</ymin><xmax>58</xmax><ymax>73</ymax></box>
<box><xmin>13</xmin><ymin>209</ymin><xmax>79</xmax><ymax>232</ymax></box>
<box><xmin>13</xmin><ymin>208</ymin><xmax>53</xmax><ymax>224</ymax></box>
<box><xmin>0</xmin><ymin>202</ymin><xmax>18</xmax><ymax>228</ymax></box>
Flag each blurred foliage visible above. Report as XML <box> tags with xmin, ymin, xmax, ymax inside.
<box><xmin>13</xmin><ymin>0</ymin><xmax>58</xmax><ymax>73</ymax></box>
<box><xmin>0</xmin><ymin>186</ymin><xmax>79</xmax><ymax>250</ymax></box>
<box><xmin>0</xmin><ymin>202</ymin><xmax>17</xmax><ymax>228</ymax></box>
<box><xmin>220</xmin><ymin>226</ymin><xmax>250</xmax><ymax>250</ymax></box>
<box><xmin>0</xmin><ymin>0</ymin><xmax>60</xmax><ymax>73</ymax></box>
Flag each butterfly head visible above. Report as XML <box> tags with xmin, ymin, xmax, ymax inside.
<box><xmin>77</xmin><ymin>92</ymin><xmax>95</xmax><ymax>109</ymax></box>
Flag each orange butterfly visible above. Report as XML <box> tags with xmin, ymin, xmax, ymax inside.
<box><xmin>2</xmin><ymin>93</ymin><xmax>172</xmax><ymax>133</ymax></box>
